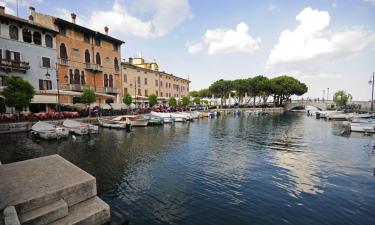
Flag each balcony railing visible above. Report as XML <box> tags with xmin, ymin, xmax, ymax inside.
<box><xmin>0</xmin><ymin>59</ymin><xmax>30</xmax><ymax>73</ymax></box>
<box><xmin>58</xmin><ymin>58</ymin><xmax>69</xmax><ymax>66</ymax></box>
<box><xmin>59</xmin><ymin>84</ymin><xmax>84</xmax><ymax>91</ymax></box>
<box><xmin>105</xmin><ymin>87</ymin><xmax>118</xmax><ymax>94</ymax></box>
<box><xmin>85</xmin><ymin>63</ymin><xmax>102</xmax><ymax>72</ymax></box>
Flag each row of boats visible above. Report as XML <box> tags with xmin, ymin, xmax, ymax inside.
<box><xmin>30</xmin><ymin>111</ymin><xmax>214</xmax><ymax>140</ymax></box>
<box><xmin>309</xmin><ymin>110</ymin><xmax>375</xmax><ymax>133</ymax></box>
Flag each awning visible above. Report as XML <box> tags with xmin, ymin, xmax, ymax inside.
<box><xmin>36</xmin><ymin>90</ymin><xmax>115</xmax><ymax>99</ymax></box>
<box><xmin>31</xmin><ymin>95</ymin><xmax>57</xmax><ymax>104</ymax></box>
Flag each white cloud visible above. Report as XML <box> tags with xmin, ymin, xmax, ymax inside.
<box><xmin>58</xmin><ymin>0</ymin><xmax>191</xmax><ymax>38</ymax></box>
<box><xmin>267</xmin><ymin>7</ymin><xmax>374</xmax><ymax>68</ymax></box>
<box><xmin>186</xmin><ymin>42</ymin><xmax>203</xmax><ymax>54</ymax></box>
<box><xmin>187</xmin><ymin>22</ymin><xmax>261</xmax><ymax>55</ymax></box>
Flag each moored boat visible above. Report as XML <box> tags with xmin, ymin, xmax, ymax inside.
<box><xmin>62</xmin><ymin>119</ymin><xmax>89</xmax><ymax>135</ymax></box>
<box><xmin>150</xmin><ymin>112</ymin><xmax>174</xmax><ymax>123</ymax></box>
<box><xmin>98</xmin><ymin>117</ymin><xmax>131</xmax><ymax>130</ymax></box>
<box><xmin>31</xmin><ymin>121</ymin><xmax>69</xmax><ymax>140</ymax></box>
<box><xmin>112</xmin><ymin>115</ymin><xmax>148</xmax><ymax>127</ymax></box>
<box><xmin>350</xmin><ymin>122</ymin><xmax>375</xmax><ymax>133</ymax></box>
<box><xmin>148</xmin><ymin>116</ymin><xmax>164</xmax><ymax>126</ymax></box>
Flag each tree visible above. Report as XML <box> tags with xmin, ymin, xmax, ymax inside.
<box><xmin>189</xmin><ymin>91</ymin><xmax>199</xmax><ymax>98</ymax></box>
<box><xmin>270</xmin><ymin>75</ymin><xmax>308</xmax><ymax>106</ymax></box>
<box><xmin>3</xmin><ymin>76</ymin><xmax>35</xmax><ymax>112</ymax></box>
<box><xmin>148</xmin><ymin>94</ymin><xmax>158</xmax><ymax>107</ymax></box>
<box><xmin>81</xmin><ymin>87</ymin><xmax>96</xmax><ymax>106</ymax></box>
<box><xmin>209</xmin><ymin>79</ymin><xmax>233</xmax><ymax>107</ymax></box>
<box><xmin>232</xmin><ymin>79</ymin><xmax>248</xmax><ymax>105</ymax></box>
<box><xmin>333</xmin><ymin>90</ymin><xmax>350</xmax><ymax>107</ymax></box>
<box><xmin>193</xmin><ymin>97</ymin><xmax>201</xmax><ymax>105</ymax></box>
<box><xmin>169</xmin><ymin>97</ymin><xmax>177</xmax><ymax>108</ymax></box>
<box><xmin>198</xmin><ymin>89</ymin><xmax>211</xmax><ymax>98</ymax></box>
<box><xmin>122</xmin><ymin>93</ymin><xmax>132</xmax><ymax>106</ymax></box>
<box><xmin>182</xmin><ymin>96</ymin><xmax>190</xmax><ymax>107</ymax></box>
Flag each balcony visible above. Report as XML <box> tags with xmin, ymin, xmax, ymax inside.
<box><xmin>58</xmin><ymin>58</ymin><xmax>69</xmax><ymax>66</ymax></box>
<box><xmin>105</xmin><ymin>87</ymin><xmax>118</xmax><ymax>94</ymax></box>
<box><xmin>59</xmin><ymin>84</ymin><xmax>84</xmax><ymax>91</ymax></box>
<box><xmin>0</xmin><ymin>59</ymin><xmax>30</xmax><ymax>73</ymax></box>
<box><xmin>85</xmin><ymin>63</ymin><xmax>102</xmax><ymax>72</ymax></box>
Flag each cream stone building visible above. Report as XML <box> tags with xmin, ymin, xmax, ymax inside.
<box><xmin>121</xmin><ymin>57</ymin><xmax>190</xmax><ymax>108</ymax></box>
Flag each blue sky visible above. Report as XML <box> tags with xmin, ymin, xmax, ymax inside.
<box><xmin>1</xmin><ymin>0</ymin><xmax>375</xmax><ymax>100</ymax></box>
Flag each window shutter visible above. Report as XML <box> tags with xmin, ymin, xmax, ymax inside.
<box><xmin>39</xmin><ymin>79</ymin><xmax>44</xmax><ymax>90</ymax></box>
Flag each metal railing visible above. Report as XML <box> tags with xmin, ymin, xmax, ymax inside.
<box><xmin>0</xmin><ymin>59</ymin><xmax>30</xmax><ymax>72</ymax></box>
<box><xmin>59</xmin><ymin>83</ymin><xmax>84</xmax><ymax>91</ymax></box>
<box><xmin>85</xmin><ymin>63</ymin><xmax>102</xmax><ymax>71</ymax></box>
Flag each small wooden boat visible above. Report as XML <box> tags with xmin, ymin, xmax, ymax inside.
<box><xmin>112</xmin><ymin>115</ymin><xmax>148</xmax><ymax>127</ymax></box>
<box><xmin>63</xmin><ymin>119</ymin><xmax>99</xmax><ymax>135</ymax></box>
<box><xmin>98</xmin><ymin>118</ymin><xmax>131</xmax><ymax>130</ymax></box>
<box><xmin>31</xmin><ymin>121</ymin><xmax>69</xmax><ymax>140</ymax></box>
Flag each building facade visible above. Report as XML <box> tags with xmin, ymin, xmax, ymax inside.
<box><xmin>122</xmin><ymin>57</ymin><xmax>190</xmax><ymax>107</ymax></box>
<box><xmin>0</xmin><ymin>6</ymin><xmax>58</xmax><ymax>113</ymax></box>
<box><xmin>33</xmin><ymin>9</ymin><xmax>124</xmax><ymax>104</ymax></box>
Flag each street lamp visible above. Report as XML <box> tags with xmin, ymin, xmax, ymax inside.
<box><xmin>369</xmin><ymin>72</ymin><xmax>374</xmax><ymax>112</ymax></box>
<box><xmin>45</xmin><ymin>63</ymin><xmax>60</xmax><ymax>115</ymax></box>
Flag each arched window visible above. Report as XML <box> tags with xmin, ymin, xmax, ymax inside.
<box><xmin>74</xmin><ymin>69</ymin><xmax>80</xmax><ymax>85</ymax></box>
<box><xmin>109</xmin><ymin>75</ymin><xmax>113</xmax><ymax>88</ymax></box>
<box><xmin>104</xmin><ymin>74</ymin><xmax>108</xmax><ymax>87</ymax></box>
<box><xmin>9</xmin><ymin>25</ymin><xmax>19</xmax><ymax>40</ymax></box>
<box><xmin>114</xmin><ymin>57</ymin><xmax>119</xmax><ymax>70</ymax></box>
<box><xmin>84</xmin><ymin>50</ymin><xmax>90</xmax><ymax>63</ymax></box>
<box><xmin>60</xmin><ymin>43</ymin><xmax>67</xmax><ymax>59</ymax></box>
<box><xmin>33</xmin><ymin>32</ymin><xmax>41</xmax><ymax>45</ymax></box>
<box><xmin>45</xmin><ymin>35</ymin><xmax>53</xmax><ymax>48</ymax></box>
<box><xmin>81</xmin><ymin>71</ymin><xmax>85</xmax><ymax>85</ymax></box>
<box><xmin>69</xmin><ymin>69</ymin><xmax>73</xmax><ymax>84</ymax></box>
<box><xmin>22</xmin><ymin>29</ymin><xmax>32</xmax><ymax>43</ymax></box>
<box><xmin>95</xmin><ymin>52</ymin><xmax>101</xmax><ymax>65</ymax></box>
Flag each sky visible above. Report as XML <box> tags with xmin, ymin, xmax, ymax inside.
<box><xmin>1</xmin><ymin>0</ymin><xmax>375</xmax><ymax>100</ymax></box>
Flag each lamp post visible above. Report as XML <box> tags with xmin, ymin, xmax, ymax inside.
<box><xmin>327</xmin><ymin>88</ymin><xmax>330</xmax><ymax>101</ymax></box>
<box><xmin>45</xmin><ymin>63</ymin><xmax>60</xmax><ymax>115</ymax></box>
<box><xmin>369</xmin><ymin>72</ymin><xmax>374</xmax><ymax>112</ymax></box>
<box><xmin>134</xmin><ymin>78</ymin><xmax>137</xmax><ymax>109</ymax></box>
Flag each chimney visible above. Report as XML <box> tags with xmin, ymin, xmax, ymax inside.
<box><xmin>71</xmin><ymin>13</ymin><xmax>76</xmax><ymax>24</ymax></box>
<box><xmin>0</xmin><ymin>6</ymin><xmax>5</xmax><ymax>15</ymax></box>
<box><xmin>29</xmin><ymin>6</ymin><xmax>35</xmax><ymax>17</ymax></box>
<box><xmin>104</xmin><ymin>26</ymin><xmax>109</xmax><ymax>35</ymax></box>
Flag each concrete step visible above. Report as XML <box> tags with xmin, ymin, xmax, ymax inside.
<box><xmin>19</xmin><ymin>199</ymin><xmax>68</xmax><ymax>225</ymax></box>
<box><xmin>49</xmin><ymin>197</ymin><xmax>110</xmax><ymax>225</ymax></box>
<box><xmin>0</xmin><ymin>155</ymin><xmax>97</xmax><ymax>214</ymax></box>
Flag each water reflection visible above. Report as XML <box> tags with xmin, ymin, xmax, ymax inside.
<box><xmin>1</xmin><ymin>113</ymin><xmax>375</xmax><ymax>225</ymax></box>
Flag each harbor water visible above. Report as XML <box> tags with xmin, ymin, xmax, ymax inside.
<box><xmin>1</xmin><ymin>112</ymin><xmax>375</xmax><ymax>225</ymax></box>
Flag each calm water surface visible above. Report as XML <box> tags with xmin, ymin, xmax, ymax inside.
<box><xmin>1</xmin><ymin>112</ymin><xmax>375</xmax><ymax>225</ymax></box>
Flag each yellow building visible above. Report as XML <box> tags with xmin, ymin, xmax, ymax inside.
<box><xmin>121</xmin><ymin>57</ymin><xmax>190</xmax><ymax>107</ymax></box>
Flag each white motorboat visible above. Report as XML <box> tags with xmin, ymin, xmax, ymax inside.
<box><xmin>98</xmin><ymin>118</ymin><xmax>130</xmax><ymax>129</ymax></box>
<box><xmin>176</xmin><ymin>112</ymin><xmax>193</xmax><ymax>121</ymax></box>
<box><xmin>350</xmin><ymin>122</ymin><xmax>375</xmax><ymax>133</ymax></box>
<box><xmin>150</xmin><ymin>112</ymin><xmax>174</xmax><ymax>123</ymax></box>
<box><xmin>171</xmin><ymin>113</ymin><xmax>187</xmax><ymax>122</ymax></box>
<box><xmin>112</xmin><ymin>115</ymin><xmax>148</xmax><ymax>127</ymax></box>
<box><xmin>31</xmin><ymin>121</ymin><xmax>69</xmax><ymax>140</ymax></box>
<box><xmin>329</xmin><ymin>113</ymin><xmax>348</xmax><ymax>121</ymax></box>
<box><xmin>63</xmin><ymin>119</ymin><xmax>99</xmax><ymax>135</ymax></box>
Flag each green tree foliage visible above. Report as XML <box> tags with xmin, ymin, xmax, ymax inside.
<box><xmin>3</xmin><ymin>76</ymin><xmax>35</xmax><ymax>112</ymax></box>
<box><xmin>189</xmin><ymin>91</ymin><xmax>199</xmax><ymax>97</ymax></box>
<box><xmin>198</xmin><ymin>89</ymin><xmax>211</xmax><ymax>98</ymax></box>
<box><xmin>333</xmin><ymin>90</ymin><xmax>350</xmax><ymax>107</ymax></box>
<box><xmin>232</xmin><ymin>79</ymin><xmax>248</xmax><ymax>104</ymax></box>
<box><xmin>269</xmin><ymin>75</ymin><xmax>308</xmax><ymax>106</ymax></box>
<box><xmin>169</xmin><ymin>97</ymin><xmax>177</xmax><ymax>108</ymax></box>
<box><xmin>80</xmin><ymin>87</ymin><xmax>96</xmax><ymax>106</ymax></box>
<box><xmin>182</xmin><ymin>96</ymin><xmax>190</xmax><ymax>107</ymax></box>
<box><xmin>122</xmin><ymin>93</ymin><xmax>132</xmax><ymax>106</ymax></box>
<box><xmin>148</xmin><ymin>94</ymin><xmax>158</xmax><ymax>107</ymax></box>
<box><xmin>193</xmin><ymin>97</ymin><xmax>201</xmax><ymax>105</ymax></box>
<box><xmin>209</xmin><ymin>79</ymin><xmax>233</xmax><ymax>107</ymax></box>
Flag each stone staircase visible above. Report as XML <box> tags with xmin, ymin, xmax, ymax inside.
<box><xmin>0</xmin><ymin>155</ymin><xmax>110</xmax><ymax>225</ymax></box>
